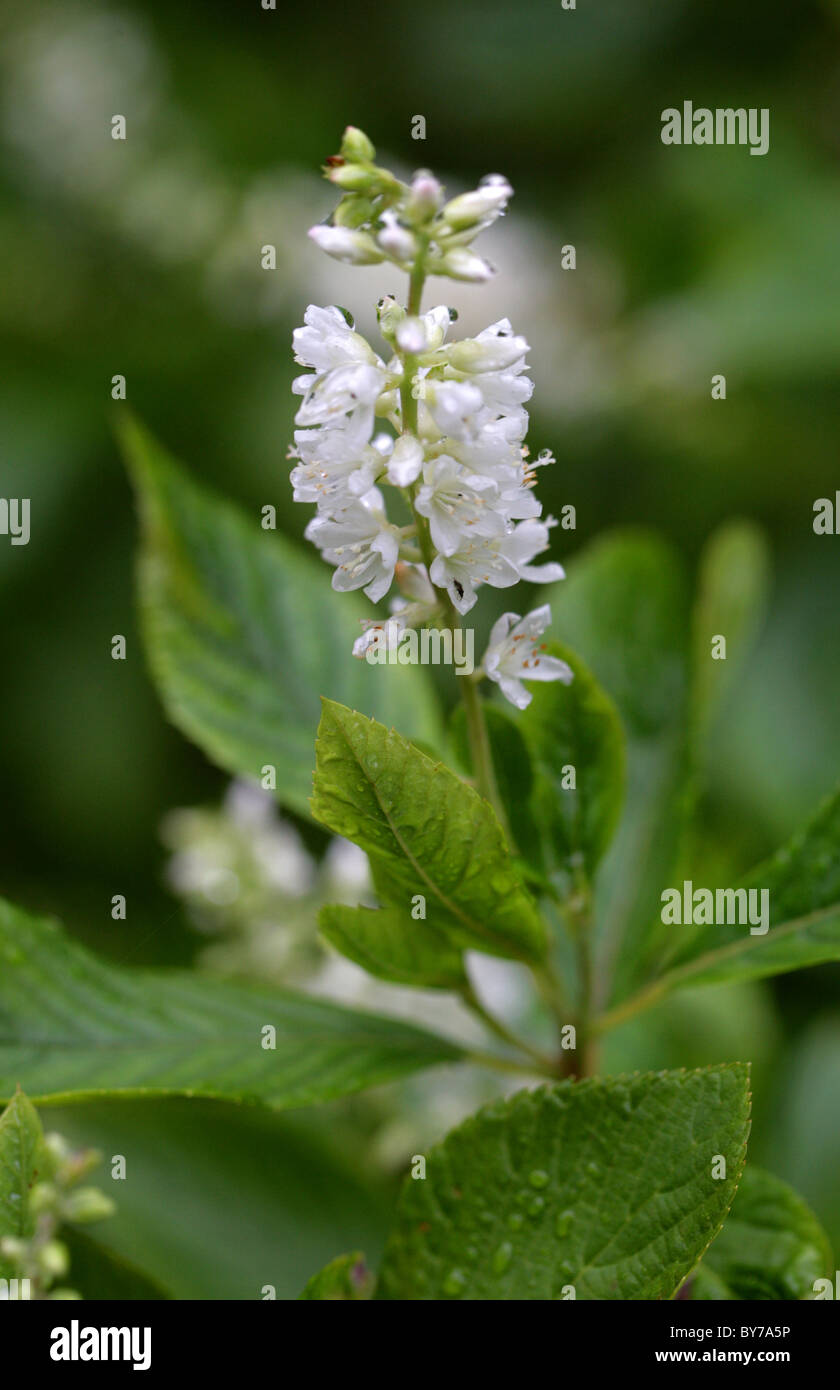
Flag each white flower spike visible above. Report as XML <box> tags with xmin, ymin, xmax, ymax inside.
<box><xmin>290</xmin><ymin>126</ymin><xmax>570</xmax><ymax>699</ymax></box>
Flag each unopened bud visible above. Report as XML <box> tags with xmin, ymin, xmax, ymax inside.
<box><xmin>437</xmin><ymin>247</ymin><xmax>495</xmax><ymax>282</ymax></box>
<box><xmin>376</xmin><ymin>295</ymin><xmax>406</xmax><ymax>340</ymax></box>
<box><xmin>405</xmin><ymin>170</ymin><xmax>444</xmax><ymax>223</ymax></box>
<box><xmin>448</xmin><ymin>331</ymin><xmax>528</xmax><ymax>372</ymax></box>
<box><xmin>377</xmin><ymin>211</ymin><xmax>418</xmax><ymax>262</ymax></box>
<box><xmin>63</xmin><ymin>1187</ymin><xmax>117</xmax><ymax>1224</ymax></box>
<box><xmin>339</xmin><ymin>125</ymin><xmax>376</xmax><ymax>163</ymax></box>
<box><xmin>39</xmin><ymin>1241</ymin><xmax>70</xmax><ymax>1279</ymax></box>
<box><xmin>29</xmin><ymin>1182</ymin><xmax>58</xmax><ymax>1215</ymax></box>
<box><xmin>333</xmin><ymin>195</ymin><xmax>377</xmax><ymax>229</ymax></box>
<box><xmin>441</xmin><ymin>175</ymin><xmax>512</xmax><ymax>230</ymax></box>
<box><xmin>308</xmin><ymin>225</ymin><xmax>385</xmax><ymax>265</ymax></box>
<box><xmin>328</xmin><ymin>163</ymin><xmax>401</xmax><ymax>196</ymax></box>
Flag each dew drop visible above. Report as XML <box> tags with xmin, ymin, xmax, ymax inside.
<box><xmin>528</xmin><ymin>1169</ymin><xmax>549</xmax><ymax>1189</ymax></box>
<box><xmin>492</xmin><ymin>1241</ymin><xmax>513</xmax><ymax>1275</ymax></box>
<box><xmin>507</xmin><ymin>1213</ymin><xmax>524</xmax><ymax>1232</ymax></box>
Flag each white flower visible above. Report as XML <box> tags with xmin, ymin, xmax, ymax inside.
<box><xmin>503</xmin><ymin>517</ymin><xmax>566</xmax><ymax>584</ymax></box>
<box><xmin>481</xmin><ymin>606</ymin><xmax>573</xmax><ymax>709</ymax></box>
<box><xmin>305</xmin><ymin>495</ymin><xmax>399</xmax><ymax>602</ymax></box>
<box><xmin>415</xmin><ymin>455</ymin><xmax>505</xmax><ymax>556</ymax></box>
<box><xmin>289</xmin><ymin>428</ymin><xmax>383</xmax><ymax>507</ymax></box>
<box><xmin>430</xmin><ymin>534</ymin><xmax>520</xmax><ymax>614</ymax></box>
<box><xmin>425</xmin><ymin>380</ymin><xmax>486</xmax><ymax>441</ymax></box>
<box><xmin>293</xmin><ymin>361</ymin><xmax>386</xmax><ymax>450</ymax></box>
<box><xmin>395</xmin><ymin>316</ymin><xmax>428</xmax><ymax>355</ymax></box>
<box><xmin>292</xmin><ymin>304</ymin><xmax>377</xmax><ymax>374</ymax></box>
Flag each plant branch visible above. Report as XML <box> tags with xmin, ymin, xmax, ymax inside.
<box><xmin>460</xmin><ymin>983</ymin><xmax>560</xmax><ymax>1075</ymax></box>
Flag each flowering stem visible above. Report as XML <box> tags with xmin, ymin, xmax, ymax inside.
<box><xmin>397</xmin><ymin>246</ymin><xmax>510</xmax><ymax>841</ymax></box>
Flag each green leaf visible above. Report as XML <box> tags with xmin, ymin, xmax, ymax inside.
<box><xmin>299</xmin><ymin>1251</ymin><xmax>375</xmax><ymax>1300</ymax></box>
<box><xmin>522</xmin><ymin>642</ymin><xmax>625</xmax><ymax>883</ymax></box>
<box><xmin>52</xmin><ymin>1099</ymin><xmax>393</xmax><ymax>1299</ymax></box>
<box><xmin>378</xmin><ymin>1064</ymin><xmax>751</xmax><ymax>1301</ymax></box>
<box><xmin>61</xmin><ymin>1229</ymin><xmax>172</xmax><ymax>1300</ymax></box>
<box><xmin>319</xmin><ymin>904</ymin><xmax>466</xmax><ymax>990</ymax></box>
<box><xmin>311</xmin><ymin>699</ymin><xmax>547</xmax><ymax>964</ymax></box>
<box><xmin>545</xmin><ymin>532</ymin><xmax>691</xmax><ymax>1003</ymax></box>
<box><xmin>0</xmin><ymin>898</ymin><xmax>463</xmax><ymax>1108</ymax></box>
<box><xmin>651</xmin><ymin>784</ymin><xmax>840</xmax><ymax>996</ymax></box>
<box><xmin>691</xmin><ymin>520</ymin><xmax>770</xmax><ymax>739</ymax></box>
<box><xmin>0</xmin><ymin>1089</ymin><xmax>51</xmax><ymax>1275</ymax></box>
<box><xmin>118</xmin><ymin>415</ymin><xmax>442</xmax><ymax>821</ymax></box>
<box><xmin>450</xmin><ymin>702</ymin><xmax>544</xmax><ymax>876</ymax></box>
<box><xmin>688</xmin><ymin>1166</ymin><xmax>833</xmax><ymax>1300</ymax></box>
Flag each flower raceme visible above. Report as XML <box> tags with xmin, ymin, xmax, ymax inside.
<box><xmin>289</xmin><ymin>126</ymin><xmax>570</xmax><ymax>709</ymax></box>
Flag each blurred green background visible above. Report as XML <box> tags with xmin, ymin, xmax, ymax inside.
<box><xmin>2</xmin><ymin>0</ymin><xmax>840</xmax><ymax>1295</ymax></box>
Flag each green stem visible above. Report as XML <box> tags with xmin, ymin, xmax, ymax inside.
<box><xmin>459</xmin><ymin>675</ymin><xmax>512</xmax><ymax>841</ymax></box>
<box><xmin>561</xmin><ymin>876</ymin><xmax>598</xmax><ymax>1077</ymax></box>
<box><xmin>460</xmin><ymin>983</ymin><xmax>559</xmax><ymax>1075</ymax></box>
<box><xmin>396</xmin><ymin>240</ymin><xmax>509</xmax><ymax>842</ymax></box>
<box><xmin>465</xmin><ymin>1048</ymin><xmax>558</xmax><ymax>1081</ymax></box>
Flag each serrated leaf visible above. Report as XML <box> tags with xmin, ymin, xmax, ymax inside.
<box><xmin>688</xmin><ymin>1166</ymin><xmax>832</xmax><ymax>1300</ymax></box>
<box><xmin>545</xmin><ymin>533</ymin><xmax>691</xmax><ymax>1003</ymax></box>
<box><xmin>691</xmin><ymin>520</ymin><xmax>770</xmax><ymax>740</ymax></box>
<box><xmin>522</xmin><ymin>642</ymin><xmax>625</xmax><ymax>883</ymax></box>
<box><xmin>118</xmin><ymin>415</ymin><xmax>442</xmax><ymax>821</ymax></box>
<box><xmin>647</xmin><ymin>784</ymin><xmax>840</xmax><ymax>997</ymax></box>
<box><xmin>378</xmin><ymin>1064</ymin><xmax>751</xmax><ymax>1301</ymax></box>
<box><xmin>0</xmin><ymin>899</ymin><xmax>463</xmax><ymax>1109</ymax></box>
<box><xmin>311</xmin><ymin>699</ymin><xmax>547</xmax><ymax>964</ymax></box>
<box><xmin>0</xmin><ymin>1089</ymin><xmax>51</xmax><ymax>1276</ymax></box>
<box><xmin>299</xmin><ymin>1251</ymin><xmax>375</xmax><ymax>1300</ymax></box>
<box><xmin>319</xmin><ymin>904</ymin><xmax>466</xmax><ymax>990</ymax></box>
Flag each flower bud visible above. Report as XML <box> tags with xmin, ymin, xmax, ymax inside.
<box><xmin>441</xmin><ymin>175</ymin><xmax>512</xmax><ymax>230</ymax></box>
<box><xmin>333</xmin><ymin>195</ymin><xmax>377</xmax><ymax>229</ymax></box>
<box><xmin>376</xmin><ymin>211</ymin><xmax>418</xmax><ymax>262</ymax></box>
<box><xmin>448</xmin><ymin>330</ymin><xmax>528</xmax><ymax>373</ymax></box>
<box><xmin>44</xmin><ymin>1133</ymin><xmax>71</xmax><ymax>1164</ymax></box>
<box><xmin>376</xmin><ymin>295</ymin><xmax>406</xmax><ymax>341</ymax></box>
<box><xmin>339</xmin><ymin>125</ymin><xmax>376</xmax><ymax>163</ymax></box>
<box><xmin>386</xmin><ymin>435</ymin><xmax>424</xmax><ymax>486</ymax></box>
<box><xmin>437</xmin><ymin>247</ymin><xmax>495</xmax><ymax>282</ymax></box>
<box><xmin>39</xmin><ymin>1240</ymin><xmax>70</xmax><ymax>1279</ymax></box>
<box><xmin>404</xmin><ymin>170</ymin><xmax>444</xmax><ymax>223</ymax></box>
<box><xmin>63</xmin><ymin>1187</ymin><xmax>117</xmax><ymax>1224</ymax></box>
<box><xmin>308</xmin><ymin>225</ymin><xmax>385</xmax><ymax>265</ymax></box>
<box><xmin>29</xmin><ymin>1182</ymin><xmax>58</xmax><ymax>1215</ymax></box>
<box><xmin>327</xmin><ymin>163</ymin><xmax>402</xmax><ymax>197</ymax></box>
<box><xmin>395</xmin><ymin>316</ymin><xmax>427</xmax><ymax>355</ymax></box>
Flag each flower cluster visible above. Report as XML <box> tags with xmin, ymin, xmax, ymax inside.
<box><xmin>289</xmin><ymin>127</ymin><xmax>572</xmax><ymax>708</ymax></box>
<box><xmin>0</xmin><ymin>1128</ymin><xmax>115</xmax><ymax>1300</ymax></box>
